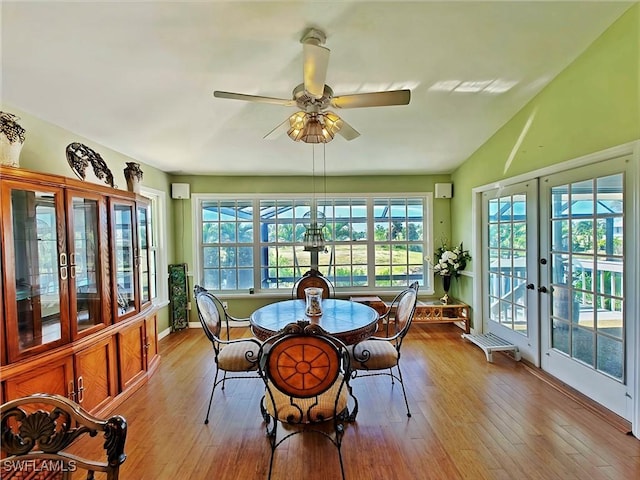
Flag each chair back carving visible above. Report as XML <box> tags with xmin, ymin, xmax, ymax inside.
<box><xmin>1</xmin><ymin>393</ymin><xmax>127</xmax><ymax>480</ymax></box>
<box><xmin>293</xmin><ymin>269</ymin><xmax>334</xmax><ymax>299</ymax></box>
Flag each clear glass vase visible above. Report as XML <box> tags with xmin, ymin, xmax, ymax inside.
<box><xmin>305</xmin><ymin>287</ymin><xmax>323</xmax><ymax>316</ymax></box>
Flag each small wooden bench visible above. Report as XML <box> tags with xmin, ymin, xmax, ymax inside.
<box><xmin>461</xmin><ymin>332</ymin><xmax>521</xmax><ymax>362</ymax></box>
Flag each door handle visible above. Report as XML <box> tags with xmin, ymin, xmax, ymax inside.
<box><xmin>68</xmin><ymin>381</ymin><xmax>76</xmax><ymax>401</ymax></box>
<box><xmin>77</xmin><ymin>376</ymin><xmax>84</xmax><ymax>404</ymax></box>
<box><xmin>526</xmin><ymin>283</ymin><xmax>535</xmax><ymax>290</ymax></box>
<box><xmin>538</xmin><ymin>286</ymin><xmax>548</xmax><ymax>293</ymax></box>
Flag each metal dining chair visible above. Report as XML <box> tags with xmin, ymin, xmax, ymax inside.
<box><xmin>194</xmin><ymin>285</ymin><xmax>262</xmax><ymax>424</ymax></box>
<box><xmin>258</xmin><ymin>320</ymin><xmax>353</xmax><ymax>480</ymax></box>
<box><xmin>348</xmin><ymin>281</ymin><xmax>419</xmax><ymax>418</ymax></box>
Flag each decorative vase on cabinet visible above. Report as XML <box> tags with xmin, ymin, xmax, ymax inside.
<box><xmin>0</xmin><ymin>112</ymin><xmax>26</xmax><ymax>167</ymax></box>
<box><xmin>124</xmin><ymin>162</ymin><xmax>143</xmax><ymax>194</ymax></box>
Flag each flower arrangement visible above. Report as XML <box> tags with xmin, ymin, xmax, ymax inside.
<box><xmin>431</xmin><ymin>242</ymin><xmax>471</xmax><ymax>277</ymax></box>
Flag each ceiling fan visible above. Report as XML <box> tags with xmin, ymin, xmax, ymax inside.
<box><xmin>213</xmin><ymin>28</ymin><xmax>411</xmax><ymax>143</ymax></box>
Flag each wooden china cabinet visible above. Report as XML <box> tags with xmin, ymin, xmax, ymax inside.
<box><xmin>0</xmin><ymin>166</ymin><xmax>159</xmax><ymax>415</ymax></box>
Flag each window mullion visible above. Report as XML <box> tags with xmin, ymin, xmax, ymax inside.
<box><xmin>366</xmin><ymin>198</ymin><xmax>376</xmax><ymax>286</ymax></box>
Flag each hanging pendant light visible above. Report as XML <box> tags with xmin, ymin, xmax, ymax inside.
<box><xmin>303</xmin><ymin>144</ymin><xmax>327</xmax><ymax>252</ymax></box>
<box><xmin>303</xmin><ymin>210</ymin><xmax>326</xmax><ymax>251</ymax></box>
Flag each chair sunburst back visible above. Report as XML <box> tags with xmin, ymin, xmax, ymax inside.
<box><xmin>259</xmin><ymin>321</ymin><xmax>352</xmax><ymax>480</ymax></box>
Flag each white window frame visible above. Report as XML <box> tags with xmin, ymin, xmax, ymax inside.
<box><xmin>140</xmin><ymin>186</ymin><xmax>168</xmax><ymax>307</ymax></box>
<box><xmin>192</xmin><ymin>192</ymin><xmax>434</xmax><ymax>295</ymax></box>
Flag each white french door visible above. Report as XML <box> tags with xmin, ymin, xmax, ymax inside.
<box><xmin>482</xmin><ymin>180</ymin><xmax>540</xmax><ymax>365</ymax></box>
<box><xmin>539</xmin><ymin>157</ymin><xmax>631</xmax><ymax>419</ymax></box>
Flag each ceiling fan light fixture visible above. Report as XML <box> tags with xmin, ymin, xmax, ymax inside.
<box><xmin>323</xmin><ymin>112</ymin><xmax>342</xmax><ymax>137</ymax></box>
<box><xmin>213</xmin><ymin>29</ymin><xmax>406</xmax><ymax>144</ymax></box>
<box><xmin>302</xmin><ymin>115</ymin><xmax>327</xmax><ymax>143</ymax></box>
<box><xmin>287</xmin><ymin>112</ymin><xmax>342</xmax><ymax>144</ymax></box>
<box><xmin>287</xmin><ymin>111</ymin><xmax>308</xmax><ymax>141</ymax></box>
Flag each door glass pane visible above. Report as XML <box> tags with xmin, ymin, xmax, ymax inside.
<box><xmin>548</xmin><ymin>174</ymin><xmax>624</xmax><ymax>381</ymax></box>
<box><xmin>487</xmin><ymin>192</ymin><xmax>528</xmax><ymax>335</ymax></box>
<box><xmin>72</xmin><ymin>196</ymin><xmax>102</xmax><ymax>332</ymax></box>
<box><xmin>552</xmin><ymin>319</ymin><xmax>570</xmax><ymax>355</ymax></box>
<box><xmin>572</xmin><ymin>326</ymin><xmax>595</xmax><ymax>366</ymax></box>
<box><xmin>114</xmin><ymin>204</ymin><xmax>136</xmax><ymax>317</ymax></box>
<box><xmin>597</xmin><ymin>334</ymin><xmax>623</xmax><ymax>379</ymax></box>
<box><xmin>11</xmin><ymin>189</ymin><xmax>62</xmax><ymax>350</ymax></box>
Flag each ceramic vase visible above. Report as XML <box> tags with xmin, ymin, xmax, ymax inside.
<box><xmin>0</xmin><ymin>112</ymin><xmax>26</xmax><ymax>168</ymax></box>
<box><xmin>124</xmin><ymin>162</ymin><xmax>143</xmax><ymax>193</ymax></box>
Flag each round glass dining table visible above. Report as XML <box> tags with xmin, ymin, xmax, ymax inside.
<box><xmin>250</xmin><ymin>298</ymin><xmax>379</xmax><ymax>345</ymax></box>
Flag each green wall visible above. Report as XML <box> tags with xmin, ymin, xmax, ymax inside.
<box><xmin>0</xmin><ymin>103</ymin><xmax>175</xmax><ymax>332</ymax></box>
<box><xmin>450</xmin><ymin>3</ymin><xmax>640</xmax><ymax>307</ymax></box>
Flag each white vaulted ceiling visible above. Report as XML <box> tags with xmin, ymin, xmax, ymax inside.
<box><xmin>1</xmin><ymin>1</ymin><xmax>634</xmax><ymax>176</ymax></box>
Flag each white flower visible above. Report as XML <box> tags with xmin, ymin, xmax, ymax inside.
<box><xmin>432</xmin><ymin>242</ymin><xmax>471</xmax><ymax>278</ymax></box>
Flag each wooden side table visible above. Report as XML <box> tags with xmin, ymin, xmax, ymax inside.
<box><xmin>413</xmin><ymin>300</ymin><xmax>470</xmax><ymax>333</ymax></box>
<box><xmin>350</xmin><ymin>296</ymin><xmax>470</xmax><ymax>334</ymax></box>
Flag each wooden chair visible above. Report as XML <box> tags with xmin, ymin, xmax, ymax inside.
<box><xmin>348</xmin><ymin>281</ymin><xmax>419</xmax><ymax>418</ymax></box>
<box><xmin>292</xmin><ymin>269</ymin><xmax>335</xmax><ymax>299</ymax></box>
<box><xmin>259</xmin><ymin>321</ymin><xmax>352</xmax><ymax>480</ymax></box>
<box><xmin>0</xmin><ymin>393</ymin><xmax>127</xmax><ymax>480</ymax></box>
<box><xmin>194</xmin><ymin>285</ymin><xmax>262</xmax><ymax>424</ymax></box>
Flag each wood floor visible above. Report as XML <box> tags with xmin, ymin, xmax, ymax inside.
<box><xmin>103</xmin><ymin>324</ymin><xmax>639</xmax><ymax>479</ymax></box>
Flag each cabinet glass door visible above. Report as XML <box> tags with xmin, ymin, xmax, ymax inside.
<box><xmin>3</xmin><ymin>185</ymin><xmax>70</xmax><ymax>360</ymax></box>
<box><xmin>113</xmin><ymin>202</ymin><xmax>136</xmax><ymax>319</ymax></box>
<box><xmin>69</xmin><ymin>193</ymin><xmax>106</xmax><ymax>336</ymax></box>
<box><xmin>137</xmin><ymin>202</ymin><xmax>151</xmax><ymax>307</ymax></box>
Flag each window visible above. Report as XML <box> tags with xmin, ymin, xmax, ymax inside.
<box><xmin>140</xmin><ymin>187</ymin><xmax>168</xmax><ymax>306</ymax></box>
<box><xmin>196</xmin><ymin>194</ymin><xmax>431</xmax><ymax>293</ymax></box>
<box><xmin>201</xmin><ymin>199</ymin><xmax>254</xmax><ymax>290</ymax></box>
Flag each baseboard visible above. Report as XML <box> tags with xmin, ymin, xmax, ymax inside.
<box><xmin>158</xmin><ymin>327</ymin><xmax>172</xmax><ymax>340</ymax></box>
<box><xmin>518</xmin><ymin>357</ymin><xmax>632</xmax><ymax>435</ymax></box>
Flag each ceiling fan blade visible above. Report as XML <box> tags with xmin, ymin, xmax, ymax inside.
<box><xmin>331</xmin><ymin>89</ymin><xmax>411</xmax><ymax>109</ymax></box>
<box><xmin>336</xmin><ymin>118</ymin><xmax>360</xmax><ymax>141</ymax></box>
<box><xmin>214</xmin><ymin>91</ymin><xmax>296</xmax><ymax>107</ymax></box>
<box><xmin>303</xmin><ymin>43</ymin><xmax>330</xmax><ymax>99</ymax></box>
